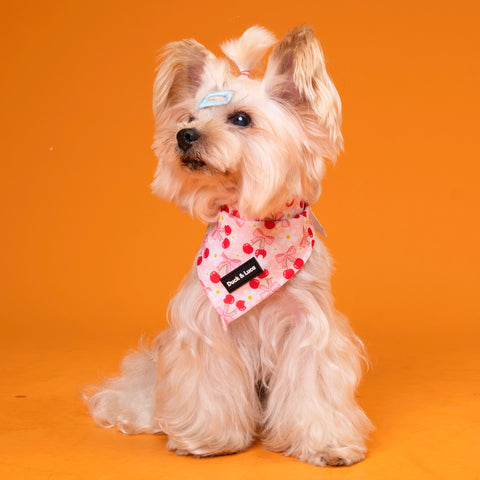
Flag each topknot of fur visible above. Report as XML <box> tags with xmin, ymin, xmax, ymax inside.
<box><xmin>221</xmin><ymin>26</ymin><xmax>276</xmax><ymax>75</ymax></box>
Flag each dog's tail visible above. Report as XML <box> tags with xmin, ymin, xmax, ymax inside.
<box><xmin>82</xmin><ymin>337</ymin><xmax>162</xmax><ymax>434</ymax></box>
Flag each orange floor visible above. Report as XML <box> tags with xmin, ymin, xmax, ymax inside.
<box><xmin>2</xmin><ymin>323</ymin><xmax>479</xmax><ymax>479</ymax></box>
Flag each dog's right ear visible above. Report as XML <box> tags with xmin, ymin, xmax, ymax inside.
<box><xmin>153</xmin><ymin>39</ymin><xmax>215</xmax><ymax>119</ymax></box>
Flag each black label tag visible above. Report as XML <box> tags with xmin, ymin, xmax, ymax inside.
<box><xmin>220</xmin><ymin>257</ymin><xmax>263</xmax><ymax>293</ymax></box>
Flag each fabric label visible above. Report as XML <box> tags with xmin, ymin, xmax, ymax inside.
<box><xmin>220</xmin><ymin>257</ymin><xmax>263</xmax><ymax>293</ymax></box>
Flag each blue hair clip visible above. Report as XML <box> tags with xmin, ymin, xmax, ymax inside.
<box><xmin>198</xmin><ymin>90</ymin><xmax>233</xmax><ymax>109</ymax></box>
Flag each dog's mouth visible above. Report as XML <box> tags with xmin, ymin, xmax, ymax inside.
<box><xmin>180</xmin><ymin>155</ymin><xmax>207</xmax><ymax>171</ymax></box>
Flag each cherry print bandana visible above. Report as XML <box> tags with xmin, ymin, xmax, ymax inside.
<box><xmin>196</xmin><ymin>200</ymin><xmax>317</xmax><ymax>326</ymax></box>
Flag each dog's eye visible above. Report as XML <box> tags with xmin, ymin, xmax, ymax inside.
<box><xmin>229</xmin><ymin>112</ymin><xmax>251</xmax><ymax>127</ymax></box>
<box><xmin>188</xmin><ymin>115</ymin><xmax>195</xmax><ymax>123</ymax></box>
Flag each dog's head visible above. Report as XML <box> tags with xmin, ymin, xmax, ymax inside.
<box><xmin>152</xmin><ymin>25</ymin><xmax>343</xmax><ymax>222</ymax></box>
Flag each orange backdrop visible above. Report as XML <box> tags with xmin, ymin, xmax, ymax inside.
<box><xmin>1</xmin><ymin>1</ymin><xmax>479</xmax><ymax>479</ymax></box>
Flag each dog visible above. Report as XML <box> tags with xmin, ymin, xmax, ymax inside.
<box><xmin>86</xmin><ymin>25</ymin><xmax>373</xmax><ymax>467</ymax></box>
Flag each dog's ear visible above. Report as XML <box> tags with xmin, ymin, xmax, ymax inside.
<box><xmin>153</xmin><ymin>39</ymin><xmax>215</xmax><ymax>119</ymax></box>
<box><xmin>263</xmin><ymin>25</ymin><xmax>343</xmax><ymax>156</ymax></box>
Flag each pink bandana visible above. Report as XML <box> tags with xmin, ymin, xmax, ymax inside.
<box><xmin>196</xmin><ymin>200</ymin><xmax>317</xmax><ymax>326</ymax></box>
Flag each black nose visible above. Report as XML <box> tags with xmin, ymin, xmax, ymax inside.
<box><xmin>177</xmin><ymin>128</ymin><xmax>200</xmax><ymax>152</ymax></box>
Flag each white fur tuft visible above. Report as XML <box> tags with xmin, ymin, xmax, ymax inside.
<box><xmin>221</xmin><ymin>26</ymin><xmax>276</xmax><ymax>74</ymax></box>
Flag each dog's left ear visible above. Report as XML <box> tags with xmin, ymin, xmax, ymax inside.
<box><xmin>263</xmin><ymin>25</ymin><xmax>343</xmax><ymax>157</ymax></box>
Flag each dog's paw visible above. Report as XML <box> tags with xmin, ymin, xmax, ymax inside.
<box><xmin>300</xmin><ymin>446</ymin><xmax>366</xmax><ymax>467</ymax></box>
<box><xmin>166</xmin><ymin>435</ymin><xmax>251</xmax><ymax>458</ymax></box>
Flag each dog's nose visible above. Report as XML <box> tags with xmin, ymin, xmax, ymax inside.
<box><xmin>177</xmin><ymin>128</ymin><xmax>200</xmax><ymax>152</ymax></box>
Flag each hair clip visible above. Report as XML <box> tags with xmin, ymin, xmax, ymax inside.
<box><xmin>198</xmin><ymin>90</ymin><xmax>233</xmax><ymax>109</ymax></box>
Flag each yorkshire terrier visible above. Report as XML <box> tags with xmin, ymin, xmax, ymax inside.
<box><xmin>86</xmin><ymin>25</ymin><xmax>373</xmax><ymax>467</ymax></box>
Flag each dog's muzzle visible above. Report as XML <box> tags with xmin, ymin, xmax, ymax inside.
<box><xmin>177</xmin><ymin>128</ymin><xmax>206</xmax><ymax>170</ymax></box>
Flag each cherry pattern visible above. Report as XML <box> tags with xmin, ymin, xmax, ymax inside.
<box><xmin>243</xmin><ymin>243</ymin><xmax>254</xmax><ymax>254</ymax></box>
<box><xmin>293</xmin><ymin>258</ymin><xmax>304</xmax><ymax>269</ymax></box>
<box><xmin>236</xmin><ymin>300</ymin><xmax>246</xmax><ymax>311</ymax></box>
<box><xmin>283</xmin><ymin>269</ymin><xmax>294</xmax><ymax>279</ymax></box>
<box><xmin>210</xmin><ymin>271</ymin><xmax>220</xmax><ymax>283</ymax></box>
<box><xmin>258</xmin><ymin>269</ymin><xmax>269</xmax><ymax>279</ymax></box>
<box><xmin>197</xmin><ymin>199</ymin><xmax>317</xmax><ymax>326</ymax></box>
<box><xmin>255</xmin><ymin>248</ymin><xmax>267</xmax><ymax>258</ymax></box>
<box><xmin>224</xmin><ymin>294</ymin><xmax>235</xmax><ymax>304</ymax></box>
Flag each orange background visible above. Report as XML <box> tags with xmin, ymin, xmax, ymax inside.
<box><xmin>1</xmin><ymin>1</ymin><xmax>479</xmax><ymax>478</ymax></box>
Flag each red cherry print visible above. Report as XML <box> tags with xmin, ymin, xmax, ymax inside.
<box><xmin>301</xmin><ymin>211</ymin><xmax>307</xmax><ymax>217</ymax></box>
<box><xmin>249</xmin><ymin>278</ymin><xmax>260</xmax><ymax>289</ymax></box>
<box><xmin>255</xmin><ymin>249</ymin><xmax>267</xmax><ymax>258</ymax></box>
<box><xmin>243</xmin><ymin>243</ymin><xmax>253</xmax><ymax>254</ymax></box>
<box><xmin>283</xmin><ymin>269</ymin><xmax>294</xmax><ymax>279</ymax></box>
<box><xmin>222</xmin><ymin>238</ymin><xmax>230</xmax><ymax>249</ymax></box>
<box><xmin>210</xmin><ymin>271</ymin><xmax>220</xmax><ymax>283</ymax></box>
<box><xmin>311</xmin><ymin>239</ymin><xmax>315</xmax><ymax>247</ymax></box>
<box><xmin>224</xmin><ymin>225</ymin><xmax>232</xmax><ymax>235</ymax></box>
<box><xmin>264</xmin><ymin>219</ymin><xmax>275</xmax><ymax>230</ymax></box>
<box><xmin>308</xmin><ymin>227</ymin><xmax>313</xmax><ymax>237</ymax></box>
<box><xmin>293</xmin><ymin>258</ymin><xmax>304</xmax><ymax>269</ymax></box>
<box><xmin>258</xmin><ymin>269</ymin><xmax>269</xmax><ymax>279</ymax></box>
<box><xmin>236</xmin><ymin>300</ymin><xmax>246</xmax><ymax>311</ymax></box>
<box><xmin>286</xmin><ymin>200</ymin><xmax>294</xmax><ymax>207</ymax></box>
<box><xmin>197</xmin><ymin>256</ymin><xmax>203</xmax><ymax>265</ymax></box>
<box><xmin>204</xmin><ymin>248</ymin><xmax>210</xmax><ymax>258</ymax></box>
<box><xmin>300</xmin><ymin>200</ymin><xmax>304</xmax><ymax>208</ymax></box>
<box><xmin>232</xmin><ymin>209</ymin><xmax>239</xmax><ymax>217</ymax></box>
<box><xmin>221</xmin><ymin>205</ymin><xmax>229</xmax><ymax>213</ymax></box>
<box><xmin>224</xmin><ymin>294</ymin><xmax>235</xmax><ymax>304</ymax></box>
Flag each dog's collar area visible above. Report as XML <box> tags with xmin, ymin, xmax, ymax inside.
<box><xmin>220</xmin><ymin>201</ymin><xmax>309</xmax><ymax>224</ymax></box>
<box><xmin>218</xmin><ymin>202</ymin><xmax>325</xmax><ymax>236</ymax></box>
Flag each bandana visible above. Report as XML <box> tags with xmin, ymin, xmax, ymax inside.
<box><xmin>196</xmin><ymin>200</ymin><xmax>318</xmax><ymax>326</ymax></box>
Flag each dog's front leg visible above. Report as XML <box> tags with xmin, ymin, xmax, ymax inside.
<box><xmin>152</xmin><ymin>269</ymin><xmax>259</xmax><ymax>457</ymax></box>
<box><xmin>261</xmin><ymin>287</ymin><xmax>373</xmax><ymax>466</ymax></box>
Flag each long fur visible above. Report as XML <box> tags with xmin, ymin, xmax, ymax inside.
<box><xmin>221</xmin><ymin>25</ymin><xmax>276</xmax><ymax>73</ymax></box>
<box><xmin>86</xmin><ymin>25</ymin><xmax>373</xmax><ymax>467</ymax></box>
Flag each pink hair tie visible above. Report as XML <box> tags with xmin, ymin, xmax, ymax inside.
<box><xmin>239</xmin><ymin>70</ymin><xmax>250</xmax><ymax>77</ymax></box>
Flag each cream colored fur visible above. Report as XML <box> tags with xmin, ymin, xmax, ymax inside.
<box><xmin>86</xmin><ymin>25</ymin><xmax>373</xmax><ymax>467</ymax></box>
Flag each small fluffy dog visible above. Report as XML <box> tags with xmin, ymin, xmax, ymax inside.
<box><xmin>87</xmin><ymin>25</ymin><xmax>373</xmax><ymax>467</ymax></box>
